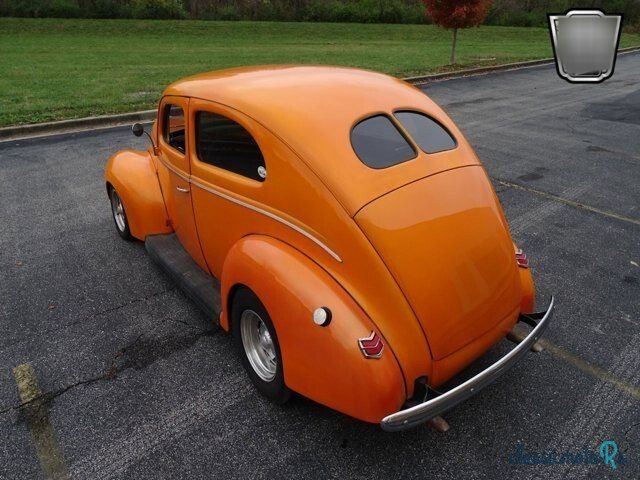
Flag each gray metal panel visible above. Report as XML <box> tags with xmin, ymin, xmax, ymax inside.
<box><xmin>145</xmin><ymin>234</ymin><xmax>221</xmax><ymax>326</ymax></box>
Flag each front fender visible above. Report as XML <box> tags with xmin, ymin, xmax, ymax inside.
<box><xmin>220</xmin><ymin>235</ymin><xmax>405</xmax><ymax>423</ymax></box>
<box><xmin>105</xmin><ymin>149</ymin><xmax>171</xmax><ymax>240</ymax></box>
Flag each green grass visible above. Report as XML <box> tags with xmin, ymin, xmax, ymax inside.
<box><xmin>1</xmin><ymin>17</ymin><xmax>639</xmax><ymax>127</ymax></box>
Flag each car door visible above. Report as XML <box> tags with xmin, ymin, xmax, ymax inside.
<box><xmin>156</xmin><ymin>96</ymin><xmax>208</xmax><ymax>270</ymax></box>
<box><xmin>187</xmin><ymin>99</ymin><xmax>273</xmax><ymax>278</ymax></box>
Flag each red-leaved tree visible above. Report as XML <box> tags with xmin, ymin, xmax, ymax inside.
<box><xmin>424</xmin><ymin>0</ymin><xmax>493</xmax><ymax>65</ymax></box>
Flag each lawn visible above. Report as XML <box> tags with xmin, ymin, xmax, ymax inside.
<box><xmin>1</xmin><ymin>17</ymin><xmax>639</xmax><ymax>127</ymax></box>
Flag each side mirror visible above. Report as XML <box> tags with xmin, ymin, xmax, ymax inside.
<box><xmin>131</xmin><ymin>123</ymin><xmax>145</xmax><ymax>137</ymax></box>
<box><xmin>130</xmin><ymin>122</ymin><xmax>160</xmax><ymax>155</ymax></box>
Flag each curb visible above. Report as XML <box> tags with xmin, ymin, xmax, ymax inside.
<box><xmin>2</xmin><ymin>46</ymin><xmax>639</xmax><ymax>142</ymax></box>
<box><xmin>404</xmin><ymin>45</ymin><xmax>640</xmax><ymax>85</ymax></box>
<box><xmin>404</xmin><ymin>57</ymin><xmax>556</xmax><ymax>84</ymax></box>
<box><xmin>0</xmin><ymin>110</ymin><xmax>156</xmax><ymax>142</ymax></box>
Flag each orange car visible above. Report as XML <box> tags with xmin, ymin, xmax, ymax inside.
<box><xmin>105</xmin><ymin>66</ymin><xmax>553</xmax><ymax>431</ymax></box>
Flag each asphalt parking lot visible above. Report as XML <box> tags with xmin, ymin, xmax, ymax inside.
<box><xmin>1</xmin><ymin>53</ymin><xmax>639</xmax><ymax>479</ymax></box>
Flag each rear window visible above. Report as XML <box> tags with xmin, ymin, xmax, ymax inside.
<box><xmin>395</xmin><ymin>111</ymin><xmax>456</xmax><ymax>154</ymax></box>
<box><xmin>351</xmin><ymin>115</ymin><xmax>416</xmax><ymax>169</ymax></box>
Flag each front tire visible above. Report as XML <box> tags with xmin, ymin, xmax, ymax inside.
<box><xmin>232</xmin><ymin>287</ymin><xmax>290</xmax><ymax>404</ymax></box>
<box><xmin>109</xmin><ymin>186</ymin><xmax>133</xmax><ymax>241</ymax></box>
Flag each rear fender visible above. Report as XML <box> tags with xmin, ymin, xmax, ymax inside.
<box><xmin>519</xmin><ymin>266</ymin><xmax>535</xmax><ymax>313</ymax></box>
<box><xmin>105</xmin><ymin>149</ymin><xmax>171</xmax><ymax>240</ymax></box>
<box><xmin>514</xmin><ymin>243</ymin><xmax>535</xmax><ymax>313</ymax></box>
<box><xmin>220</xmin><ymin>235</ymin><xmax>405</xmax><ymax>423</ymax></box>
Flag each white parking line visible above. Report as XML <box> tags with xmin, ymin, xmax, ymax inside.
<box><xmin>526</xmin><ymin>333</ymin><xmax>640</xmax><ymax>479</ymax></box>
<box><xmin>13</xmin><ymin>363</ymin><xmax>69</xmax><ymax>480</ymax></box>
<box><xmin>496</xmin><ymin>178</ymin><xmax>640</xmax><ymax>227</ymax></box>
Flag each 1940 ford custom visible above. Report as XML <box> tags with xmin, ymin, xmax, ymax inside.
<box><xmin>105</xmin><ymin>66</ymin><xmax>553</xmax><ymax>431</ymax></box>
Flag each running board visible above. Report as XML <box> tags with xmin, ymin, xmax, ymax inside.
<box><xmin>145</xmin><ymin>234</ymin><xmax>221</xmax><ymax>327</ymax></box>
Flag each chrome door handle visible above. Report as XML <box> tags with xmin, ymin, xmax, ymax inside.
<box><xmin>176</xmin><ymin>186</ymin><xmax>190</xmax><ymax>193</ymax></box>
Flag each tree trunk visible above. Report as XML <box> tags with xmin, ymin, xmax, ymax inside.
<box><xmin>450</xmin><ymin>28</ymin><xmax>458</xmax><ymax>65</ymax></box>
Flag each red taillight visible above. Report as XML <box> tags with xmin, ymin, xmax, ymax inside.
<box><xmin>516</xmin><ymin>249</ymin><xmax>529</xmax><ymax>268</ymax></box>
<box><xmin>358</xmin><ymin>331</ymin><xmax>384</xmax><ymax>359</ymax></box>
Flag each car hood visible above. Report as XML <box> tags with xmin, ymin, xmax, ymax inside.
<box><xmin>355</xmin><ymin>166</ymin><xmax>522</xmax><ymax>360</ymax></box>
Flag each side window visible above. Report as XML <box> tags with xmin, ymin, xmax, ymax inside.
<box><xmin>394</xmin><ymin>111</ymin><xmax>457</xmax><ymax>154</ymax></box>
<box><xmin>163</xmin><ymin>104</ymin><xmax>186</xmax><ymax>153</ymax></box>
<box><xmin>196</xmin><ymin>111</ymin><xmax>266</xmax><ymax>182</ymax></box>
<box><xmin>351</xmin><ymin>115</ymin><xmax>416</xmax><ymax>169</ymax></box>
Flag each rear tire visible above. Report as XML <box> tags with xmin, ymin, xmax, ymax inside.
<box><xmin>232</xmin><ymin>287</ymin><xmax>290</xmax><ymax>404</ymax></box>
<box><xmin>109</xmin><ymin>186</ymin><xmax>133</xmax><ymax>241</ymax></box>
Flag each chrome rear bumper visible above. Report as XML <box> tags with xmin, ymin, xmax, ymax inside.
<box><xmin>380</xmin><ymin>296</ymin><xmax>555</xmax><ymax>432</ymax></box>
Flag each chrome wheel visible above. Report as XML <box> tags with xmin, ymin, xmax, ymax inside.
<box><xmin>110</xmin><ymin>189</ymin><xmax>126</xmax><ymax>232</ymax></box>
<box><xmin>240</xmin><ymin>309</ymin><xmax>277</xmax><ymax>382</ymax></box>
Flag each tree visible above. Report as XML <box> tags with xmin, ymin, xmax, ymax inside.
<box><xmin>424</xmin><ymin>0</ymin><xmax>493</xmax><ymax>64</ymax></box>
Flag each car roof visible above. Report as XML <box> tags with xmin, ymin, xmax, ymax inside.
<box><xmin>165</xmin><ymin>66</ymin><xmax>471</xmax><ymax>215</ymax></box>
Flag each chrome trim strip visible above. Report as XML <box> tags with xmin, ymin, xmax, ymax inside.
<box><xmin>190</xmin><ymin>178</ymin><xmax>343</xmax><ymax>263</ymax></box>
<box><xmin>155</xmin><ymin>155</ymin><xmax>342</xmax><ymax>263</ymax></box>
<box><xmin>381</xmin><ymin>296</ymin><xmax>555</xmax><ymax>432</ymax></box>
<box><xmin>158</xmin><ymin>155</ymin><xmax>190</xmax><ymax>182</ymax></box>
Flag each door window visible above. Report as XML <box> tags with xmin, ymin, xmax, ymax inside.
<box><xmin>195</xmin><ymin>111</ymin><xmax>266</xmax><ymax>182</ymax></box>
<box><xmin>163</xmin><ymin>104</ymin><xmax>186</xmax><ymax>153</ymax></box>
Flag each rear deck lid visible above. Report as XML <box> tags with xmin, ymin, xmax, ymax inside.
<box><xmin>355</xmin><ymin>166</ymin><xmax>522</xmax><ymax>360</ymax></box>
